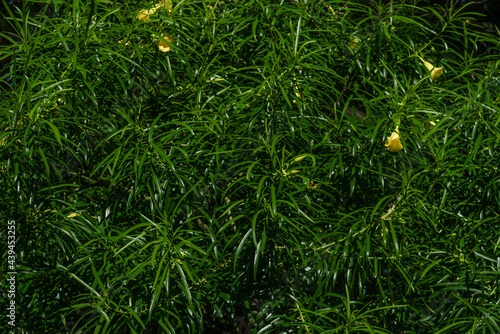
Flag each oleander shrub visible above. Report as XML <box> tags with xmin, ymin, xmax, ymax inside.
<box><xmin>1</xmin><ymin>0</ymin><xmax>499</xmax><ymax>333</ymax></box>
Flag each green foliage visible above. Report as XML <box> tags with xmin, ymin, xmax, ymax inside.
<box><xmin>1</xmin><ymin>0</ymin><xmax>499</xmax><ymax>333</ymax></box>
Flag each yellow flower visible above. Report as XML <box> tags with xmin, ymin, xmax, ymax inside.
<box><xmin>138</xmin><ymin>1</ymin><xmax>171</xmax><ymax>21</ymax></box>
<box><xmin>385</xmin><ymin>127</ymin><xmax>403</xmax><ymax>152</ymax></box>
<box><xmin>157</xmin><ymin>33</ymin><xmax>174</xmax><ymax>52</ymax></box>
<box><xmin>422</xmin><ymin>60</ymin><xmax>443</xmax><ymax>80</ymax></box>
<box><xmin>138</xmin><ymin>7</ymin><xmax>156</xmax><ymax>21</ymax></box>
<box><xmin>67</xmin><ymin>212</ymin><xmax>80</xmax><ymax>218</ymax></box>
<box><xmin>163</xmin><ymin>0</ymin><xmax>173</xmax><ymax>12</ymax></box>
<box><xmin>307</xmin><ymin>181</ymin><xmax>319</xmax><ymax>189</ymax></box>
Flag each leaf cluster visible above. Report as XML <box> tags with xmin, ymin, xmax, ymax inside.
<box><xmin>1</xmin><ymin>0</ymin><xmax>499</xmax><ymax>333</ymax></box>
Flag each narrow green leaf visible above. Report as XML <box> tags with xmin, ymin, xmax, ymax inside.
<box><xmin>41</xmin><ymin>119</ymin><xmax>62</xmax><ymax>146</ymax></box>
<box><xmin>234</xmin><ymin>229</ymin><xmax>252</xmax><ymax>272</ymax></box>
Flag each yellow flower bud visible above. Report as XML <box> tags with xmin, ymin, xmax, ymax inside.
<box><xmin>424</xmin><ymin>121</ymin><xmax>436</xmax><ymax>130</ymax></box>
<box><xmin>157</xmin><ymin>34</ymin><xmax>174</xmax><ymax>52</ymax></box>
<box><xmin>293</xmin><ymin>155</ymin><xmax>307</xmax><ymax>163</ymax></box>
<box><xmin>349</xmin><ymin>37</ymin><xmax>359</xmax><ymax>50</ymax></box>
<box><xmin>423</xmin><ymin>60</ymin><xmax>443</xmax><ymax>80</ymax></box>
<box><xmin>385</xmin><ymin>128</ymin><xmax>403</xmax><ymax>152</ymax></box>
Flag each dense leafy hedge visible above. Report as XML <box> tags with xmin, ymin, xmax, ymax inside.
<box><xmin>1</xmin><ymin>0</ymin><xmax>499</xmax><ymax>333</ymax></box>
